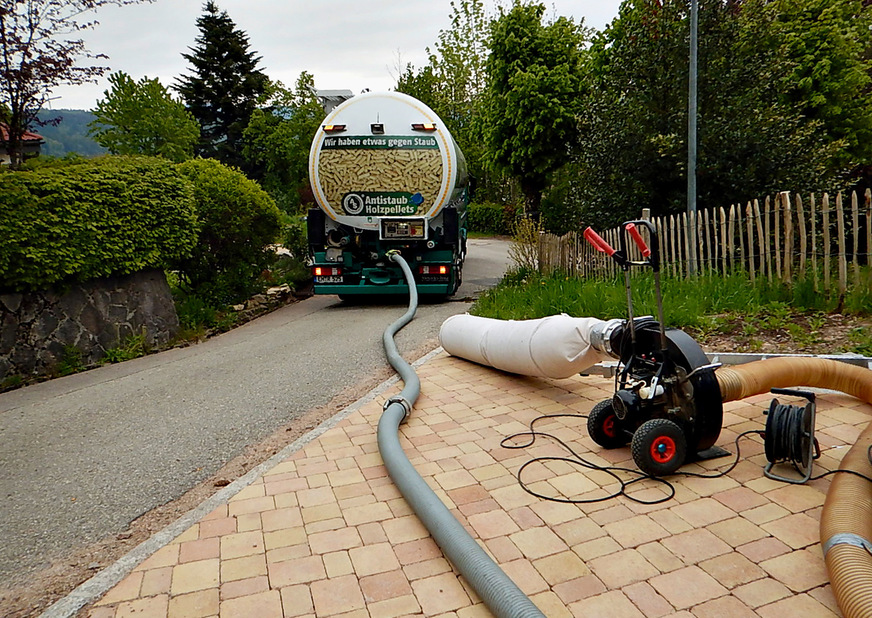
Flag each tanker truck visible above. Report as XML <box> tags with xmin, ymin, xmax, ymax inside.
<box><xmin>307</xmin><ymin>91</ymin><xmax>469</xmax><ymax>297</ymax></box>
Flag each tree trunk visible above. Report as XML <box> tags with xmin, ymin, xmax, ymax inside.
<box><xmin>520</xmin><ymin>176</ymin><xmax>544</xmax><ymax>218</ymax></box>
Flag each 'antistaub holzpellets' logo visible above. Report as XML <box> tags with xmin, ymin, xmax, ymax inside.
<box><xmin>342</xmin><ymin>192</ymin><xmax>420</xmax><ymax>216</ymax></box>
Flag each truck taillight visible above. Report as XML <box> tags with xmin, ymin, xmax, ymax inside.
<box><xmin>411</xmin><ymin>123</ymin><xmax>437</xmax><ymax>131</ymax></box>
<box><xmin>323</xmin><ymin>124</ymin><xmax>346</xmax><ymax>133</ymax></box>
<box><xmin>419</xmin><ymin>265</ymin><xmax>448</xmax><ymax>275</ymax></box>
<box><xmin>314</xmin><ymin>267</ymin><xmax>342</xmax><ymax>276</ymax></box>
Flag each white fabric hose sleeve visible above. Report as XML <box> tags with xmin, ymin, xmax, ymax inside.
<box><xmin>439</xmin><ymin>313</ymin><xmax>610</xmax><ymax>379</ymax></box>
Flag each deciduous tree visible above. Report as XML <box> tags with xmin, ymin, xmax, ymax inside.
<box><xmin>242</xmin><ymin>72</ymin><xmax>324</xmax><ymax>212</ymax></box>
<box><xmin>89</xmin><ymin>71</ymin><xmax>200</xmax><ymax>162</ymax></box>
<box><xmin>0</xmin><ymin>0</ymin><xmax>151</xmax><ymax>167</ymax></box>
<box><xmin>396</xmin><ymin>0</ymin><xmax>495</xmax><ymax>197</ymax></box>
<box><xmin>485</xmin><ymin>1</ymin><xmax>586</xmax><ymax>214</ymax></box>
<box><xmin>573</xmin><ymin>0</ymin><xmax>840</xmax><ymax>228</ymax></box>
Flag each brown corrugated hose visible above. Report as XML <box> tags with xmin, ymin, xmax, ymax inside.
<box><xmin>717</xmin><ymin>357</ymin><xmax>872</xmax><ymax>618</ymax></box>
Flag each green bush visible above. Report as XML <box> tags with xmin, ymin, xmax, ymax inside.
<box><xmin>174</xmin><ymin>159</ymin><xmax>282</xmax><ymax>304</ymax></box>
<box><xmin>467</xmin><ymin>202</ymin><xmax>520</xmax><ymax>235</ymax></box>
<box><xmin>282</xmin><ymin>218</ymin><xmax>308</xmax><ymax>261</ymax></box>
<box><xmin>0</xmin><ymin>156</ymin><xmax>198</xmax><ymax>292</ymax></box>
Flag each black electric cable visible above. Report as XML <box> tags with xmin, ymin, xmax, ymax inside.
<box><xmin>503</xmin><ymin>412</ymin><xmax>872</xmax><ymax>506</ymax></box>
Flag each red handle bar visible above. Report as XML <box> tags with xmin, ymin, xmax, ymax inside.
<box><xmin>583</xmin><ymin>227</ymin><xmax>616</xmax><ymax>256</ymax></box>
<box><xmin>625</xmin><ymin>223</ymin><xmax>651</xmax><ymax>258</ymax></box>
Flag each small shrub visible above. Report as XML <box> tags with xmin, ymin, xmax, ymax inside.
<box><xmin>56</xmin><ymin>345</ymin><xmax>84</xmax><ymax>376</ymax></box>
<box><xmin>102</xmin><ymin>330</ymin><xmax>151</xmax><ymax>364</ymax></box>
<box><xmin>282</xmin><ymin>218</ymin><xmax>309</xmax><ymax>261</ymax></box>
<box><xmin>508</xmin><ymin>216</ymin><xmax>543</xmax><ymax>272</ymax></box>
<box><xmin>1</xmin><ymin>375</ymin><xmax>23</xmax><ymax>391</ymax></box>
<box><xmin>174</xmin><ymin>159</ymin><xmax>282</xmax><ymax>305</ymax></box>
<box><xmin>849</xmin><ymin>327</ymin><xmax>872</xmax><ymax>356</ymax></box>
<box><xmin>174</xmin><ymin>293</ymin><xmax>219</xmax><ymax>330</ymax></box>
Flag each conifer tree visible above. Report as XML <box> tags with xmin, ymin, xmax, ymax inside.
<box><xmin>176</xmin><ymin>1</ymin><xmax>268</xmax><ymax>171</ymax></box>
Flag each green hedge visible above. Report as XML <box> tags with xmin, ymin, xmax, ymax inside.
<box><xmin>175</xmin><ymin>159</ymin><xmax>282</xmax><ymax>304</ymax></box>
<box><xmin>0</xmin><ymin>156</ymin><xmax>198</xmax><ymax>293</ymax></box>
<box><xmin>467</xmin><ymin>202</ymin><xmax>520</xmax><ymax>235</ymax></box>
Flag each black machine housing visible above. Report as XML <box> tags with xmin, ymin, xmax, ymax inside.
<box><xmin>584</xmin><ymin>220</ymin><xmax>725</xmax><ymax>476</ymax></box>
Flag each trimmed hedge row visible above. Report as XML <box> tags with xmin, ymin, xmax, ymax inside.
<box><xmin>1</xmin><ymin>156</ymin><xmax>198</xmax><ymax>293</ymax></box>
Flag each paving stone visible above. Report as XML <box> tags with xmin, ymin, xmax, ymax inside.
<box><xmin>660</xmin><ymin>528</ymin><xmax>732</xmax><ymax>564</ymax></box>
<box><xmin>178</xmin><ymin>538</ymin><xmax>220</xmax><ymax>564</ymax></box>
<box><xmin>279</xmin><ymin>584</ymin><xmax>314</xmax><ymax>617</ymax></box>
<box><xmin>310</xmin><ymin>573</ymin><xmax>366</xmax><ymax>615</ymax></box>
<box><xmin>532</xmin><ymin>550</ymin><xmax>591</xmax><ymax>584</ymax></box>
<box><xmin>411</xmin><ymin>572</ymin><xmax>471</xmax><ymax>615</ymax></box>
<box><xmin>756</xmin><ymin>592</ymin><xmax>840</xmax><ymax>618</ymax></box>
<box><xmin>760</xmin><ymin>512</ymin><xmax>820</xmax><ymax>550</ymax></box>
<box><xmin>219</xmin><ymin>575</ymin><xmax>269</xmax><ymax>600</ymax></box>
<box><xmin>698</xmin><ymin>552</ymin><xmax>766</xmax><ymax>589</ymax></box>
<box><xmin>167</xmin><ymin>589</ymin><xmax>218</xmax><ymax>618</ymax></box>
<box><xmin>170</xmin><ymin>559</ymin><xmax>219</xmax><ymax>595</ymax></box>
<box><xmin>509</xmin><ymin>526</ymin><xmax>569</xmax><ymax>559</ymax></box>
<box><xmin>604</xmin><ymin>515</ymin><xmax>670</xmax><ymax>548</ymax></box>
<box><xmin>691</xmin><ymin>594</ymin><xmax>757</xmax><ymax>618</ymax></box>
<box><xmin>221</xmin><ymin>554</ymin><xmax>266</xmax><ymax>583</ymax></box>
<box><xmin>649</xmin><ymin>566</ymin><xmax>728</xmax><ymax>610</ymax></box>
<box><xmin>670</xmin><ymin>498</ymin><xmax>736</xmax><ymax>528</ymax></box>
<box><xmin>588</xmin><ymin>549</ymin><xmax>660</xmax><ymax>589</ymax></box>
<box><xmin>706</xmin><ymin>516</ymin><xmax>767</xmax><ymax>548</ymax></box>
<box><xmin>569</xmin><ymin>590</ymin><xmax>645</xmax><ymax>618</ymax></box>
<box><xmin>760</xmin><ymin>548</ymin><xmax>830</xmax><ymax>592</ymax></box>
<box><xmin>552</xmin><ymin>574</ymin><xmax>607</xmax><ymax>604</ymax></box>
<box><xmin>736</xmin><ymin>537</ymin><xmax>791</xmax><ymax>563</ymax></box>
<box><xmin>267</xmin><ymin>555</ymin><xmax>326</xmax><ymax>587</ymax></box>
<box><xmin>112</xmin><ymin>595</ymin><xmax>168</xmax><ymax>618</ymax></box>
<box><xmin>348</xmin><ymin>542</ymin><xmax>401</xmax><ymax>576</ymax></box>
<box><xmin>622</xmin><ymin>581</ymin><xmax>675</xmax><ymax>618</ymax></box>
<box><xmin>139</xmin><ymin>567</ymin><xmax>172</xmax><ymax>597</ymax></box>
<box><xmin>466</xmin><ymin>509</ymin><xmax>521</xmax><ymax>539</ymax></box>
<box><xmin>359</xmin><ymin>569</ymin><xmax>414</xmax><ymax>603</ymax></box>
<box><xmin>731</xmin><ymin>577</ymin><xmax>792</xmax><ymax>608</ymax></box>
<box><xmin>220</xmin><ymin>589</ymin><xmax>282</xmax><ymax>618</ymax></box>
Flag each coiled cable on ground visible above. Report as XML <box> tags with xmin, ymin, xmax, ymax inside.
<box><xmin>377</xmin><ymin>252</ymin><xmax>545</xmax><ymax>618</ymax></box>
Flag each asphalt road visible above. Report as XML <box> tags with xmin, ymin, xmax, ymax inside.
<box><xmin>0</xmin><ymin>238</ymin><xmax>511</xmax><ymax>584</ymax></box>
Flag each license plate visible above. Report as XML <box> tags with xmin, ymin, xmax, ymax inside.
<box><xmin>316</xmin><ymin>275</ymin><xmax>343</xmax><ymax>283</ymax></box>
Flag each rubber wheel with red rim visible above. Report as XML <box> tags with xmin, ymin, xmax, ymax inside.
<box><xmin>631</xmin><ymin>418</ymin><xmax>687</xmax><ymax>476</ymax></box>
<box><xmin>587</xmin><ymin>400</ymin><xmax>628</xmax><ymax>449</ymax></box>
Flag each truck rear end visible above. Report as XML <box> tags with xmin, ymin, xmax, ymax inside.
<box><xmin>307</xmin><ymin>92</ymin><xmax>468</xmax><ymax>297</ymax></box>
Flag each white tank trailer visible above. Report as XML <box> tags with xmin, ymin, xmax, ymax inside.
<box><xmin>307</xmin><ymin>92</ymin><xmax>470</xmax><ymax>297</ymax></box>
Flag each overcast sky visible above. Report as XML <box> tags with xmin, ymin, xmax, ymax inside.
<box><xmin>49</xmin><ymin>0</ymin><xmax>624</xmax><ymax>110</ymax></box>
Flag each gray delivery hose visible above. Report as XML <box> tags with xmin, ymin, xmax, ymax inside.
<box><xmin>378</xmin><ymin>252</ymin><xmax>545</xmax><ymax>618</ymax></box>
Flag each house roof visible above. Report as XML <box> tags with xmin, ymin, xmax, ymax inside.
<box><xmin>0</xmin><ymin>123</ymin><xmax>45</xmax><ymax>143</ymax></box>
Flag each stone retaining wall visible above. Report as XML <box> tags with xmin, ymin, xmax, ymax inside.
<box><xmin>1</xmin><ymin>269</ymin><xmax>179</xmax><ymax>380</ymax></box>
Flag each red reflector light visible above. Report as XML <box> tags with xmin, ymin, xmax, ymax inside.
<box><xmin>411</xmin><ymin>123</ymin><xmax>437</xmax><ymax>131</ymax></box>
<box><xmin>314</xmin><ymin>267</ymin><xmax>341</xmax><ymax>276</ymax></box>
<box><xmin>419</xmin><ymin>265</ymin><xmax>449</xmax><ymax>275</ymax></box>
<box><xmin>323</xmin><ymin>124</ymin><xmax>346</xmax><ymax>133</ymax></box>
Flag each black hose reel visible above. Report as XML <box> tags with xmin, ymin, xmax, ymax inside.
<box><xmin>763</xmin><ymin>388</ymin><xmax>820</xmax><ymax>484</ymax></box>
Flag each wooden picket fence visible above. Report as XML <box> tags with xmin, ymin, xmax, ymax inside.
<box><xmin>536</xmin><ymin>190</ymin><xmax>872</xmax><ymax>294</ymax></box>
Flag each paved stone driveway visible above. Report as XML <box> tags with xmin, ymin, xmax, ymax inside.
<box><xmin>85</xmin><ymin>351</ymin><xmax>867</xmax><ymax>617</ymax></box>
